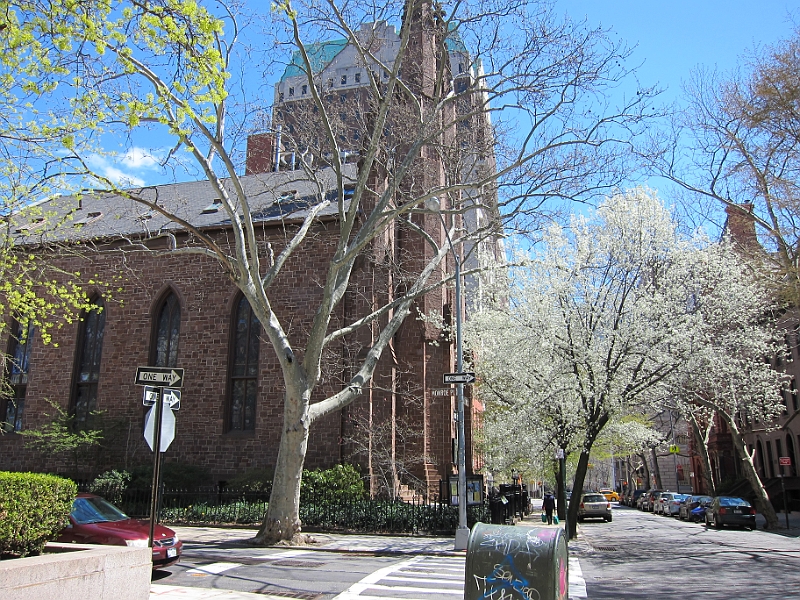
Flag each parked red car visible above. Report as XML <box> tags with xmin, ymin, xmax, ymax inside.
<box><xmin>57</xmin><ymin>493</ymin><xmax>182</xmax><ymax>568</ymax></box>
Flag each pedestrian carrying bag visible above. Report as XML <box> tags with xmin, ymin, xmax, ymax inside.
<box><xmin>541</xmin><ymin>513</ymin><xmax>547</xmax><ymax>523</ymax></box>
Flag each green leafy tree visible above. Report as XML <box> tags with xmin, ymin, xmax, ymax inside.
<box><xmin>19</xmin><ymin>399</ymin><xmax>104</xmax><ymax>472</ymax></box>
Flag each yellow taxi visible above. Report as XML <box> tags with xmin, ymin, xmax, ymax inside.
<box><xmin>600</xmin><ymin>489</ymin><xmax>620</xmax><ymax>502</ymax></box>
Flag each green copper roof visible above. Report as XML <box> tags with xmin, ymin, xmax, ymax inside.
<box><xmin>445</xmin><ymin>23</ymin><xmax>468</xmax><ymax>55</ymax></box>
<box><xmin>280</xmin><ymin>39</ymin><xmax>349</xmax><ymax>82</ymax></box>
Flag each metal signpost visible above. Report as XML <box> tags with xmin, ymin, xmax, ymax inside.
<box><xmin>779</xmin><ymin>456</ymin><xmax>792</xmax><ymax>529</ymax></box>
<box><xmin>443</xmin><ymin>371</ymin><xmax>475</xmax><ymax>550</ymax></box>
<box><xmin>134</xmin><ymin>367</ymin><xmax>184</xmax><ymax>548</ymax></box>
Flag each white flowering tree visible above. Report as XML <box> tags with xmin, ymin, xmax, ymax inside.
<box><xmin>468</xmin><ymin>188</ymin><xmax>784</xmax><ymax>537</ymax></box>
<box><xmin>663</xmin><ymin>243</ymin><xmax>783</xmax><ymax>529</ymax></box>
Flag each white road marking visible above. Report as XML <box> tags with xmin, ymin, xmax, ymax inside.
<box><xmin>333</xmin><ymin>556</ymin><xmax>467</xmax><ymax>599</ymax></box>
<box><xmin>186</xmin><ymin>562</ymin><xmax>240</xmax><ymax>576</ymax></box>
<box><xmin>570</xmin><ymin>556</ymin><xmax>588</xmax><ymax>598</ymax></box>
<box><xmin>184</xmin><ymin>549</ymin><xmax>314</xmax><ymax>577</ymax></box>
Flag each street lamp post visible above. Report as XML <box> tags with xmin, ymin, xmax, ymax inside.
<box><xmin>425</xmin><ymin>197</ymin><xmax>469</xmax><ymax>550</ymax></box>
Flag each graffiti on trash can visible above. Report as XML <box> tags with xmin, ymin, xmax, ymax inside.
<box><xmin>469</xmin><ymin>528</ymin><xmax>562</xmax><ymax>600</ymax></box>
<box><xmin>477</xmin><ymin>526</ymin><xmax>551</xmax><ymax>558</ymax></box>
<box><xmin>471</xmin><ymin>554</ymin><xmax>541</xmax><ymax>600</ymax></box>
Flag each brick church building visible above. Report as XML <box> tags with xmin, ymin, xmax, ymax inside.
<box><xmin>1</xmin><ymin>2</ymin><xmax>497</xmax><ymax>500</ymax></box>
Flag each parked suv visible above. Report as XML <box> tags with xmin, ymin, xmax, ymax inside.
<box><xmin>577</xmin><ymin>493</ymin><xmax>613</xmax><ymax>522</ymax></box>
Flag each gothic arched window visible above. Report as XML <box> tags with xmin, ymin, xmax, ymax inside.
<box><xmin>228</xmin><ymin>296</ymin><xmax>260</xmax><ymax>431</ymax></box>
<box><xmin>72</xmin><ymin>298</ymin><xmax>106</xmax><ymax>430</ymax></box>
<box><xmin>3</xmin><ymin>320</ymin><xmax>34</xmax><ymax>432</ymax></box>
<box><xmin>154</xmin><ymin>293</ymin><xmax>181</xmax><ymax>367</ymax></box>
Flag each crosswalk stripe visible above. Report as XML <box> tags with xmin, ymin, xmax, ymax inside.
<box><xmin>185</xmin><ymin>562</ymin><xmax>240</xmax><ymax>575</ymax></box>
<box><xmin>334</xmin><ymin>554</ymin><xmax>588</xmax><ymax>600</ymax></box>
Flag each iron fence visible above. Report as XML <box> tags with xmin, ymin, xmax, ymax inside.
<box><xmin>77</xmin><ymin>484</ymin><xmax>488</xmax><ymax>535</ymax></box>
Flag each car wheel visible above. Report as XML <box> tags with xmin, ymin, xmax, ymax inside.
<box><xmin>704</xmin><ymin>515</ymin><xmax>710</xmax><ymax>527</ymax></box>
<box><xmin>715</xmin><ymin>516</ymin><xmax>723</xmax><ymax>530</ymax></box>
<box><xmin>606</xmin><ymin>515</ymin><xmax>613</xmax><ymax>522</ymax></box>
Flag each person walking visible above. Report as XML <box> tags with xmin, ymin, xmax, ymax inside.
<box><xmin>542</xmin><ymin>492</ymin><xmax>556</xmax><ymax>525</ymax></box>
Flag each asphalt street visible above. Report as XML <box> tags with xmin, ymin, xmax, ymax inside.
<box><xmin>575</xmin><ymin>504</ymin><xmax>800</xmax><ymax>600</ymax></box>
<box><xmin>150</xmin><ymin>506</ymin><xmax>800</xmax><ymax>599</ymax></box>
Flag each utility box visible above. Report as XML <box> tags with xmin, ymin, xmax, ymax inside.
<box><xmin>464</xmin><ymin>523</ymin><xmax>568</xmax><ymax>600</ymax></box>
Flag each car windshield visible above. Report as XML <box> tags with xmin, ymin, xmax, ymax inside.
<box><xmin>72</xmin><ymin>496</ymin><xmax>129</xmax><ymax>524</ymax></box>
<box><xmin>719</xmin><ymin>497</ymin><xmax>750</xmax><ymax>507</ymax></box>
<box><xmin>583</xmin><ymin>494</ymin><xmax>605</xmax><ymax>502</ymax></box>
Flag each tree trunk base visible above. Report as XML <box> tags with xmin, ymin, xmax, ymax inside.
<box><xmin>252</xmin><ymin>517</ymin><xmax>315</xmax><ymax>546</ymax></box>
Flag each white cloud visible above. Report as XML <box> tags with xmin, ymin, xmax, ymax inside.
<box><xmin>86</xmin><ymin>154</ymin><xmax>146</xmax><ymax>187</ymax></box>
<box><xmin>121</xmin><ymin>147</ymin><xmax>162</xmax><ymax>169</ymax></box>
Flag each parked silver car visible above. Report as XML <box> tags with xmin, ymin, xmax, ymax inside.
<box><xmin>577</xmin><ymin>493</ymin><xmax>612</xmax><ymax>522</ymax></box>
<box><xmin>663</xmin><ymin>493</ymin><xmax>690</xmax><ymax>516</ymax></box>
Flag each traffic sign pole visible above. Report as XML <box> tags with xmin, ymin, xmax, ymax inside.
<box><xmin>148</xmin><ymin>387</ymin><xmax>165</xmax><ymax>549</ymax></box>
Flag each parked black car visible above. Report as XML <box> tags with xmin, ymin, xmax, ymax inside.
<box><xmin>704</xmin><ymin>496</ymin><xmax>756</xmax><ymax>530</ymax></box>
<box><xmin>679</xmin><ymin>494</ymin><xmax>712</xmax><ymax>521</ymax></box>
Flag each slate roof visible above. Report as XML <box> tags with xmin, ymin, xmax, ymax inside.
<box><xmin>9</xmin><ymin>166</ymin><xmax>357</xmax><ymax>245</ymax></box>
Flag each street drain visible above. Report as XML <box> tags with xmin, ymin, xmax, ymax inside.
<box><xmin>254</xmin><ymin>591</ymin><xmax>322</xmax><ymax>599</ymax></box>
<box><xmin>270</xmin><ymin>559</ymin><xmax>324</xmax><ymax>568</ymax></box>
<box><xmin>594</xmin><ymin>546</ymin><xmax>618</xmax><ymax>551</ymax></box>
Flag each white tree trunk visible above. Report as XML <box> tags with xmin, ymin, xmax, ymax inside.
<box><xmin>254</xmin><ymin>387</ymin><xmax>311</xmax><ymax>544</ymax></box>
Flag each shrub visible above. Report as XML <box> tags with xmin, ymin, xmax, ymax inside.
<box><xmin>225</xmin><ymin>467</ymin><xmax>274</xmax><ymax>493</ymax></box>
<box><xmin>0</xmin><ymin>471</ymin><xmax>76</xmax><ymax>557</ymax></box>
<box><xmin>88</xmin><ymin>469</ymin><xmax>131</xmax><ymax>505</ymax></box>
<box><xmin>301</xmin><ymin>464</ymin><xmax>367</xmax><ymax>502</ymax></box>
<box><xmin>128</xmin><ymin>462</ymin><xmax>211</xmax><ymax>490</ymax></box>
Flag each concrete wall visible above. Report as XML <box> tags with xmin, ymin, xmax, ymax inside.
<box><xmin>0</xmin><ymin>543</ymin><xmax>151</xmax><ymax>600</ymax></box>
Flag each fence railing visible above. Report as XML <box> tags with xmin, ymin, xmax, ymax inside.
<box><xmin>78</xmin><ymin>484</ymin><xmax>489</xmax><ymax>535</ymax></box>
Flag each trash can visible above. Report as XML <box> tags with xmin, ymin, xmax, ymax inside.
<box><xmin>464</xmin><ymin>522</ymin><xmax>568</xmax><ymax>600</ymax></box>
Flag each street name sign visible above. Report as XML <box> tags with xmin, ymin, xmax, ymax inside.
<box><xmin>443</xmin><ymin>372</ymin><xmax>476</xmax><ymax>384</ymax></box>
<box><xmin>780</xmin><ymin>456</ymin><xmax>792</xmax><ymax>466</ymax></box>
<box><xmin>432</xmin><ymin>388</ymin><xmax>455</xmax><ymax>397</ymax></box>
<box><xmin>134</xmin><ymin>366</ymin><xmax>184</xmax><ymax>388</ymax></box>
<box><xmin>143</xmin><ymin>386</ymin><xmax>181</xmax><ymax>410</ymax></box>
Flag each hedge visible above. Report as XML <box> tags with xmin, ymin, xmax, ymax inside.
<box><xmin>0</xmin><ymin>471</ymin><xmax>76</xmax><ymax>557</ymax></box>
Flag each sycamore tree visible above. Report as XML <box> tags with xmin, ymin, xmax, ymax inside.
<box><xmin>468</xmin><ymin>188</ymin><xmax>785</xmax><ymax>537</ymax></box>
<box><xmin>2</xmin><ymin>0</ymin><xmax>657</xmax><ymax>543</ymax></box>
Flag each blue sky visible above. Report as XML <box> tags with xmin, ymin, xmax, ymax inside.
<box><xmin>562</xmin><ymin>0</ymin><xmax>797</xmax><ymax>105</ymax></box>
<box><xmin>101</xmin><ymin>1</ymin><xmax>799</xmax><ymax>198</ymax></box>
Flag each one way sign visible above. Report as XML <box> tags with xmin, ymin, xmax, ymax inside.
<box><xmin>443</xmin><ymin>372</ymin><xmax>476</xmax><ymax>384</ymax></box>
<box><xmin>134</xmin><ymin>366</ymin><xmax>184</xmax><ymax>388</ymax></box>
